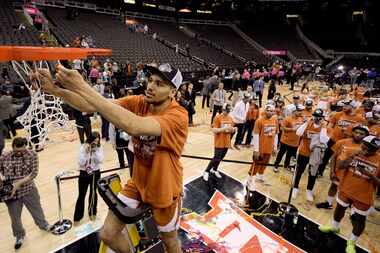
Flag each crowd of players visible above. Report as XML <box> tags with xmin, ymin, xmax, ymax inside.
<box><xmin>0</xmin><ymin>57</ymin><xmax>379</xmax><ymax>252</ymax></box>
<box><xmin>201</xmin><ymin>62</ymin><xmax>380</xmax><ymax>253</ymax></box>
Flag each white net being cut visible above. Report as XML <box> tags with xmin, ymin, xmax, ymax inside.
<box><xmin>12</xmin><ymin>61</ymin><xmax>70</xmax><ymax>148</ymax></box>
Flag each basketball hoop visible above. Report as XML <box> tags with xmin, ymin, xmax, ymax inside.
<box><xmin>0</xmin><ymin>46</ymin><xmax>112</xmax><ymax>149</ymax></box>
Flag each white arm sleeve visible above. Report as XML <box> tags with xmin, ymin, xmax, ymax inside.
<box><xmin>109</xmin><ymin>123</ymin><xmax>116</xmax><ymax>146</ymax></box>
<box><xmin>253</xmin><ymin>134</ymin><xmax>260</xmax><ymax>152</ymax></box>
<box><xmin>319</xmin><ymin>128</ymin><xmax>330</xmax><ymax>144</ymax></box>
<box><xmin>93</xmin><ymin>148</ymin><xmax>104</xmax><ymax>164</ymax></box>
<box><xmin>296</xmin><ymin>122</ymin><xmax>308</xmax><ymax>137</ymax></box>
<box><xmin>273</xmin><ymin>134</ymin><xmax>278</xmax><ymax>151</ymax></box>
<box><xmin>78</xmin><ymin>145</ymin><xmax>89</xmax><ymax>167</ymax></box>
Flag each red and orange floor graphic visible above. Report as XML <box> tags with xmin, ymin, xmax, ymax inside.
<box><xmin>180</xmin><ymin>190</ymin><xmax>305</xmax><ymax>253</ymax></box>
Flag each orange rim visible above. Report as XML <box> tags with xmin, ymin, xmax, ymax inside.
<box><xmin>0</xmin><ymin>46</ymin><xmax>112</xmax><ymax>61</ymax></box>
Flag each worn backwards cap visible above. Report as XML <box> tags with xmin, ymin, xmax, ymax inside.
<box><xmin>362</xmin><ymin>135</ymin><xmax>380</xmax><ymax>150</ymax></box>
<box><xmin>265</xmin><ymin>103</ymin><xmax>276</xmax><ymax>111</ymax></box>
<box><xmin>145</xmin><ymin>63</ymin><xmax>183</xmax><ymax>89</ymax></box>
<box><xmin>305</xmin><ymin>99</ymin><xmax>313</xmax><ymax>106</ymax></box>
<box><xmin>352</xmin><ymin>124</ymin><xmax>369</xmax><ymax>135</ymax></box>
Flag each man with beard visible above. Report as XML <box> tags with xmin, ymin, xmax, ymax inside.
<box><xmin>316</xmin><ymin>125</ymin><xmax>369</xmax><ymax>209</ymax></box>
<box><xmin>246</xmin><ymin>103</ymin><xmax>278</xmax><ymax>190</ymax></box>
<box><xmin>319</xmin><ymin>136</ymin><xmax>380</xmax><ymax>253</ymax></box>
<box><xmin>35</xmin><ymin>63</ymin><xmax>188</xmax><ymax>253</ymax></box>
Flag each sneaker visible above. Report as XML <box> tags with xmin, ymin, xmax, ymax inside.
<box><xmin>291</xmin><ymin>188</ymin><xmax>299</xmax><ymax>200</ymax></box>
<box><xmin>203</xmin><ymin>172</ymin><xmax>209</xmax><ymax>181</ymax></box>
<box><xmin>346</xmin><ymin>240</ymin><xmax>356</xmax><ymax>253</ymax></box>
<box><xmin>14</xmin><ymin>237</ymin><xmax>24</xmax><ymax>250</ymax></box>
<box><xmin>316</xmin><ymin>201</ymin><xmax>333</xmax><ymax>209</ymax></box>
<box><xmin>273</xmin><ymin>166</ymin><xmax>279</xmax><ymax>173</ymax></box>
<box><xmin>318</xmin><ymin>225</ymin><xmax>340</xmax><ymax>234</ymax></box>
<box><xmin>247</xmin><ymin>176</ymin><xmax>255</xmax><ymax>191</ymax></box>
<box><xmin>213</xmin><ymin>170</ymin><xmax>222</xmax><ymax>179</ymax></box>
<box><xmin>42</xmin><ymin>224</ymin><xmax>53</xmax><ymax>232</ymax></box>
<box><xmin>255</xmin><ymin>174</ymin><xmax>264</xmax><ymax>182</ymax></box>
<box><xmin>306</xmin><ymin>190</ymin><xmax>314</xmax><ymax>202</ymax></box>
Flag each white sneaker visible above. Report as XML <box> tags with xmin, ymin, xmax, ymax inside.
<box><xmin>247</xmin><ymin>176</ymin><xmax>255</xmax><ymax>191</ymax></box>
<box><xmin>255</xmin><ymin>174</ymin><xmax>264</xmax><ymax>182</ymax></box>
<box><xmin>292</xmin><ymin>188</ymin><xmax>299</xmax><ymax>200</ymax></box>
<box><xmin>306</xmin><ymin>190</ymin><xmax>314</xmax><ymax>202</ymax></box>
<box><xmin>213</xmin><ymin>170</ymin><xmax>222</xmax><ymax>179</ymax></box>
<box><xmin>203</xmin><ymin>172</ymin><xmax>209</xmax><ymax>181</ymax></box>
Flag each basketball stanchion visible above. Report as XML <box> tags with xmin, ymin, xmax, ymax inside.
<box><xmin>50</xmin><ymin>167</ymin><xmax>126</xmax><ymax>235</ymax></box>
<box><xmin>51</xmin><ymin>171</ymin><xmax>75</xmax><ymax>235</ymax></box>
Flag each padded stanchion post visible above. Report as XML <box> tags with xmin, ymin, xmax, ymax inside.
<box><xmin>51</xmin><ymin>172</ymin><xmax>73</xmax><ymax>235</ymax></box>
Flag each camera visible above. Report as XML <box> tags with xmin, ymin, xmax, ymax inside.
<box><xmin>0</xmin><ymin>179</ymin><xmax>14</xmax><ymax>200</ymax></box>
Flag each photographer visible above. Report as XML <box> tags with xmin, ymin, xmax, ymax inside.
<box><xmin>73</xmin><ymin>132</ymin><xmax>103</xmax><ymax>223</ymax></box>
<box><xmin>0</xmin><ymin>137</ymin><xmax>51</xmax><ymax>250</ymax></box>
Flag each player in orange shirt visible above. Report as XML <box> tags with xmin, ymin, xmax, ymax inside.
<box><xmin>316</xmin><ymin>125</ymin><xmax>369</xmax><ymax>209</ymax></box>
<box><xmin>292</xmin><ymin>109</ymin><xmax>329</xmax><ymax>201</ymax></box>
<box><xmin>273</xmin><ymin>105</ymin><xmax>305</xmax><ymax>173</ymax></box>
<box><xmin>317</xmin><ymin>99</ymin><xmax>365</xmax><ymax>177</ymax></box>
<box><xmin>37</xmin><ymin>64</ymin><xmax>188</xmax><ymax>253</ymax></box>
<box><xmin>203</xmin><ymin>103</ymin><xmax>236</xmax><ymax>181</ymax></box>
<box><xmin>246</xmin><ymin>103</ymin><xmax>278</xmax><ymax>190</ymax></box>
<box><xmin>319</xmin><ymin>136</ymin><xmax>380</xmax><ymax>253</ymax></box>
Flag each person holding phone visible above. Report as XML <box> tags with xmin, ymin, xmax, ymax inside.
<box><xmin>73</xmin><ymin>131</ymin><xmax>103</xmax><ymax>223</ymax></box>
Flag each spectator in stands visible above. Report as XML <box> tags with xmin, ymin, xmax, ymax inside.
<box><xmin>211</xmin><ymin>82</ymin><xmax>226</xmax><ymax>125</ymax></box>
<box><xmin>185</xmin><ymin>83</ymin><xmax>196</xmax><ymax>127</ymax></box>
<box><xmin>143</xmin><ymin>25</ymin><xmax>148</xmax><ymax>34</ymax></box>
<box><xmin>253</xmin><ymin>76</ymin><xmax>264</xmax><ymax>107</ymax></box>
<box><xmin>74</xmin><ymin>132</ymin><xmax>103</xmax><ymax>223</ymax></box>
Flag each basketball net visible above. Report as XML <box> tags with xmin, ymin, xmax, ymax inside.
<box><xmin>12</xmin><ymin>60</ymin><xmax>70</xmax><ymax>149</ymax></box>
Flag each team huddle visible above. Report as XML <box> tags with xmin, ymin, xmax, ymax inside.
<box><xmin>206</xmin><ymin>85</ymin><xmax>380</xmax><ymax>253</ymax></box>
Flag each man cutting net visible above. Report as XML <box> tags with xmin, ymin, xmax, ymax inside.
<box><xmin>34</xmin><ymin>63</ymin><xmax>188</xmax><ymax>253</ymax></box>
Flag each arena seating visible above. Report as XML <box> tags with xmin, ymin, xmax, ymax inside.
<box><xmin>303</xmin><ymin>22</ymin><xmax>380</xmax><ymax>53</ymax></box>
<box><xmin>44</xmin><ymin>8</ymin><xmax>206</xmax><ymax>73</ymax></box>
<box><xmin>141</xmin><ymin>20</ymin><xmax>244</xmax><ymax>69</ymax></box>
<box><xmin>0</xmin><ymin>0</ymin><xmax>42</xmax><ymax>83</ymax></box>
<box><xmin>241</xmin><ymin>24</ymin><xmax>318</xmax><ymax>60</ymax></box>
<box><xmin>188</xmin><ymin>24</ymin><xmax>271</xmax><ymax>65</ymax></box>
<box><xmin>0</xmin><ymin>0</ymin><xmax>41</xmax><ymax>46</ymax></box>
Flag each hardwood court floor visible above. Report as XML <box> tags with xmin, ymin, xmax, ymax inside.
<box><xmin>0</xmin><ymin>85</ymin><xmax>379</xmax><ymax>253</ymax></box>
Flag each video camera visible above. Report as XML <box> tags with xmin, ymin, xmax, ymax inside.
<box><xmin>0</xmin><ymin>179</ymin><xmax>14</xmax><ymax>200</ymax></box>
